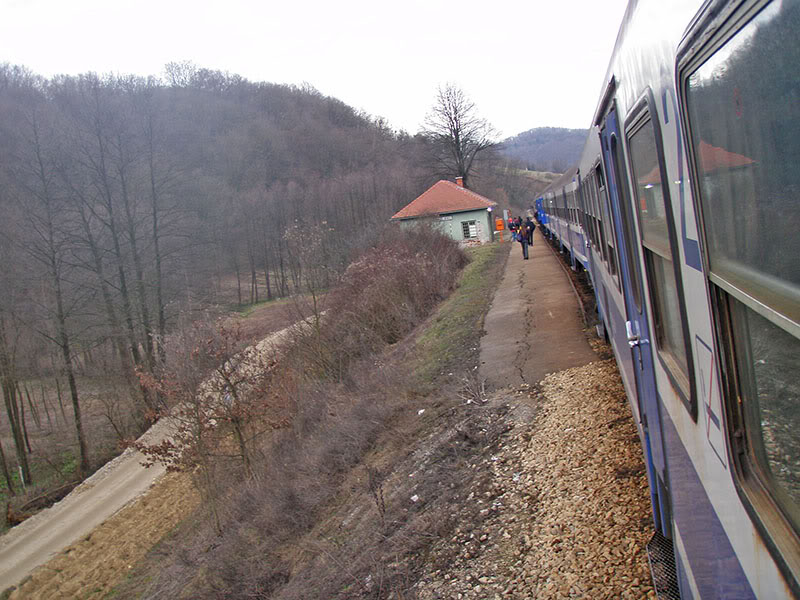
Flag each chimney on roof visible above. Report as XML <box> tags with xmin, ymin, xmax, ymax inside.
<box><xmin>455</xmin><ymin>176</ymin><xmax>464</xmax><ymax>188</ymax></box>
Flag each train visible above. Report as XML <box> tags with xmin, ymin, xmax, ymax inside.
<box><xmin>535</xmin><ymin>0</ymin><xmax>799</xmax><ymax>597</ymax></box>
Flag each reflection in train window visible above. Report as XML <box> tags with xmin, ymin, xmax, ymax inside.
<box><xmin>628</xmin><ymin>116</ymin><xmax>690</xmax><ymax>388</ymax></box>
<box><xmin>730</xmin><ymin>300</ymin><xmax>800</xmax><ymax>524</ymax></box>
<box><xmin>685</xmin><ymin>0</ymin><xmax>800</xmax><ymax>534</ymax></box>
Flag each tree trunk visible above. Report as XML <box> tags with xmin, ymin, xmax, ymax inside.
<box><xmin>54</xmin><ymin>271</ymin><xmax>90</xmax><ymax>477</ymax></box>
<box><xmin>277</xmin><ymin>239</ymin><xmax>288</xmax><ymax>296</ymax></box>
<box><xmin>17</xmin><ymin>385</ymin><xmax>31</xmax><ymax>454</ymax></box>
<box><xmin>1</xmin><ymin>377</ymin><xmax>30</xmax><ymax>485</ymax></box>
<box><xmin>261</xmin><ymin>229</ymin><xmax>273</xmax><ymax>301</ymax></box>
<box><xmin>146</xmin><ymin>116</ymin><xmax>167</xmax><ymax>366</ymax></box>
<box><xmin>30</xmin><ymin>111</ymin><xmax>91</xmax><ymax>477</ymax></box>
<box><xmin>234</xmin><ymin>257</ymin><xmax>242</xmax><ymax>306</ymax></box>
<box><xmin>55</xmin><ymin>376</ymin><xmax>67</xmax><ymax>423</ymax></box>
<box><xmin>40</xmin><ymin>382</ymin><xmax>53</xmax><ymax>429</ymax></box>
<box><xmin>23</xmin><ymin>383</ymin><xmax>41</xmax><ymax>430</ymax></box>
<box><xmin>87</xmin><ymin>89</ymin><xmax>145</xmax><ymax>386</ymax></box>
<box><xmin>72</xmin><ymin>200</ymin><xmax>143</xmax><ymax>411</ymax></box>
<box><xmin>116</xmin><ymin>144</ymin><xmax>155</xmax><ymax>374</ymax></box>
<box><xmin>0</xmin><ymin>304</ymin><xmax>31</xmax><ymax>487</ymax></box>
<box><xmin>0</xmin><ymin>436</ymin><xmax>15</xmax><ymax>496</ymax></box>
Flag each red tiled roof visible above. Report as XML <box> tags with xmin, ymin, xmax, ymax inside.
<box><xmin>638</xmin><ymin>140</ymin><xmax>755</xmax><ymax>185</ymax></box>
<box><xmin>698</xmin><ymin>140</ymin><xmax>755</xmax><ymax>172</ymax></box>
<box><xmin>391</xmin><ymin>180</ymin><xmax>497</xmax><ymax>220</ymax></box>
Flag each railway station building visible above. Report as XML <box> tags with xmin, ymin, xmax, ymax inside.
<box><xmin>390</xmin><ymin>177</ymin><xmax>498</xmax><ymax>244</ymax></box>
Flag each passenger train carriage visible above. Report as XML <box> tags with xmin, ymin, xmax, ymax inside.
<box><xmin>537</xmin><ymin>0</ymin><xmax>800</xmax><ymax>597</ymax></box>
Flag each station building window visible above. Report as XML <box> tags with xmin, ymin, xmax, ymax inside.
<box><xmin>683</xmin><ymin>0</ymin><xmax>800</xmax><ymax>546</ymax></box>
<box><xmin>462</xmin><ymin>220</ymin><xmax>478</xmax><ymax>239</ymax></box>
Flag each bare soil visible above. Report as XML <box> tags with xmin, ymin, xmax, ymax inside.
<box><xmin>7</xmin><ymin>472</ymin><xmax>198</xmax><ymax>600</ymax></box>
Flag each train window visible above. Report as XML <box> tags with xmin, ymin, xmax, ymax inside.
<box><xmin>587</xmin><ymin>174</ymin><xmax>599</xmax><ymax>250</ymax></box>
<box><xmin>684</xmin><ymin>0</ymin><xmax>800</xmax><ymax>540</ymax></box>
<box><xmin>581</xmin><ymin>180</ymin><xmax>591</xmax><ymax>245</ymax></box>
<box><xmin>590</xmin><ymin>169</ymin><xmax>604</xmax><ymax>253</ymax></box>
<box><xmin>610</xmin><ymin>134</ymin><xmax>642</xmax><ymax>311</ymax></box>
<box><xmin>570</xmin><ymin>190</ymin><xmax>576</xmax><ymax>224</ymax></box>
<box><xmin>628</xmin><ymin>114</ymin><xmax>691</xmax><ymax>388</ymax></box>
<box><xmin>584</xmin><ymin>176</ymin><xmax>593</xmax><ymax>245</ymax></box>
<box><xmin>596</xmin><ymin>163</ymin><xmax>619</xmax><ymax>283</ymax></box>
<box><xmin>728</xmin><ymin>299</ymin><xmax>800</xmax><ymax>523</ymax></box>
<box><xmin>593</xmin><ymin>176</ymin><xmax>602</xmax><ymax>250</ymax></box>
<box><xmin>572</xmin><ymin>190</ymin><xmax>577</xmax><ymax>224</ymax></box>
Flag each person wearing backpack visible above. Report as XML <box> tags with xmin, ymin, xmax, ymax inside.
<box><xmin>517</xmin><ymin>225</ymin><xmax>529</xmax><ymax>259</ymax></box>
<box><xmin>525</xmin><ymin>216</ymin><xmax>535</xmax><ymax>245</ymax></box>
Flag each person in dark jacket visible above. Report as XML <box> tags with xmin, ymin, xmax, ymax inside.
<box><xmin>525</xmin><ymin>216</ymin><xmax>535</xmax><ymax>245</ymax></box>
<box><xmin>517</xmin><ymin>225</ymin><xmax>529</xmax><ymax>259</ymax></box>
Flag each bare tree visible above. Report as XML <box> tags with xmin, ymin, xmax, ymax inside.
<box><xmin>13</xmin><ymin>106</ymin><xmax>91</xmax><ymax>476</ymax></box>
<box><xmin>423</xmin><ymin>84</ymin><xmax>498</xmax><ymax>188</ymax></box>
<box><xmin>0</xmin><ymin>316</ymin><xmax>29</xmax><ymax>488</ymax></box>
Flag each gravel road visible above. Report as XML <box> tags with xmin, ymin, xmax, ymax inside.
<box><xmin>0</xmin><ymin>421</ymin><xmax>171</xmax><ymax>592</ymax></box>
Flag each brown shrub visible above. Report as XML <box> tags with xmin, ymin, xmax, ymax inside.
<box><xmin>288</xmin><ymin>225</ymin><xmax>468</xmax><ymax>380</ymax></box>
<box><xmin>127</xmin><ymin>227</ymin><xmax>470</xmax><ymax>599</ymax></box>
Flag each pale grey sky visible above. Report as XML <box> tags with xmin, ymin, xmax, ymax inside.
<box><xmin>1</xmin><ymin>0</ymin><xmax>629</xmax><ymax>137</ymax></box>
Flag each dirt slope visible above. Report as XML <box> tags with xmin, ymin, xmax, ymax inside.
<box><xmin>7</xmin><ymin>472</ymin><xmax>198</xmax><ymax>599</ymax></box>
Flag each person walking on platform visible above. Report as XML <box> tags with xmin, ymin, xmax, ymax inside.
<box><xmin>517</xmin><ymin>226</ymin><xmax>529</xmax><ymax>259</ymax></box>
<box><xmin>525</xmin><ymin>216</ymin><xmax>535</xmax><ymax>246</ymax></box>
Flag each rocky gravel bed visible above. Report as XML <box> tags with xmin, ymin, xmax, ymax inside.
<box><xmin>415</xmin><ymin>359</ymin><xmax>655</xmax><ymax>599</ymax></box>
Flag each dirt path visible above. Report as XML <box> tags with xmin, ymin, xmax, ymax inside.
<box><xmin>0</xmin><ymin>421</ymin><xmax>172</xmax><ymax>593</ymax></box>
<box><xmin>0</xmin><ymin>326</ymin><xmax>294</xmax><ymax>596</ymax></box>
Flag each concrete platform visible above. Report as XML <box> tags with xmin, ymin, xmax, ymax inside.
<box><xmin>480</xmin><ymin>230</ymin><xmax>597</xmax><ymax>389</ymax></box>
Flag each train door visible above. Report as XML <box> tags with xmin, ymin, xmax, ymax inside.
<box><xmin>599</xmin><ymin>107</ymin><xmax>670</xmax><ymax>535</ymax></box>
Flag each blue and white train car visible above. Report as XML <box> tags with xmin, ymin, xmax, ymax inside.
<box><xmin>538</xmin><ymin>168</ymin><xmax>591</xmax><ymax>272</ymax></box>
<box><xmin>547</xmin><ymin>0</ymin><xmax>800</xmax><ymax>597</ymax></box>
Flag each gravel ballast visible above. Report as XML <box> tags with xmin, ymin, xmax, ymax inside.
<box><xmin>415</xmin><ymin>359</ymin><xmax>655</xmax><ymax>599</ymax></box>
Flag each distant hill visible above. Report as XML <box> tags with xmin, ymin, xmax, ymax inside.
<box><xmin>500</xmin><ymin>127</ymin><xmax>588</xmax><ymax>173</ymax></box>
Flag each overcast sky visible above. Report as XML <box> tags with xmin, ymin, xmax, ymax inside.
<box><xmin>1</xmin><ymin>0</ymin><xmax>629</xmax><ymax>138</ymax></box>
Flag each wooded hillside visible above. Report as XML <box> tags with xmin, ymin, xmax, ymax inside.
<box><xmin>0</xmin><ymin>61</ymin><xmax>440</xmax><ymax>486</ymax></box>
<box><xmin>0</xmin><ymin>61</ymin><xmax>548</xmax><ymax>501</ymax></box>
<box><xmin>500</xmin><ymin>127</ymin><xmax>587</xmax><ymax>173</ymax></box>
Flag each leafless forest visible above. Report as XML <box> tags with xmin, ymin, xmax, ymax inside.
<box><xmin>0</xmin><ymin>62</ymin><xmax>547</xmax><ymax>518</ymax></box>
